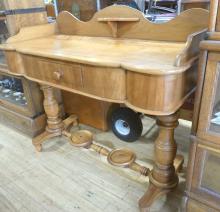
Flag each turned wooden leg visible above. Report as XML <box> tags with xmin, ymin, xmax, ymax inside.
<box><xmin>32</xmin><ymin>85</ymin><xmax>63</xmax><ymax>151</ymax></box>
<box><xmin>139</xmin><ymin>112</ymin><xmax>179</xmax><ymax>211</ymax></box>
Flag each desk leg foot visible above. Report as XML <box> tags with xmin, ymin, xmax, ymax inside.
<box><xmin>33</xmin><ymin>131</ymin><xmax>62</xmax><ymax>152</ymax></box>
<box><xmin>139</xmin><ymin>112</ymin><xmax>179</xmax><ymax>211</ymax></box>
<box><xmin>139</xmin><ymin>183</ymin><xmax>170</xmax><ymax>212</ymax></box>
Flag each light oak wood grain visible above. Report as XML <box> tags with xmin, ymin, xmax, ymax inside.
<box><xmin>0</xmin><ymin>7</ymin><xmax>208</xmax><ymax>115</ymax></box>
<box><xmin>6</xmin><ymin>23</ymin><xmax>57</xmax><ymax>44</ymax></box>
<box><xmin>2</xmin><ymin>35</ymin><xmax>188</xmax><ymax>74</ymax></box>
<box><xmin>57</xmin><ymin>7</ymin><xmax>209</xmax><ymax>42</ymax></box>
<box><xmin>126</xmin><ymin>65</ymin><xmax>197</xmax><ymax>115</ymax></box>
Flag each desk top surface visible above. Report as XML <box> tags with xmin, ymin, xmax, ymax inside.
<box><xmin>6</xmin><ymin>35</ymin><xmax>187</xmax><ymax>75</ymax></box>
<box><xmin>0</xmin><ymin>7</ymin><xmax>209</xmax><ymax>75</ymax></box>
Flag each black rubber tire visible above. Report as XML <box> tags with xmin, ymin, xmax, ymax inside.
<box><xmin>111</xmin><ymin>107</ymin><xmax>143</xmax><ymax>142</ymax></box>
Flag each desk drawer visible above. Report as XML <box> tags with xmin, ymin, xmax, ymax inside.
<box><xmin>22</xmin><ymin>55</ymin><xmax>82</xmax><ymax>89</ymax></box>
<box><xmin>22</xmin><ymin>55</ymin><xmax>126</xmax><ymax>101</ymax></box>
<box><xmin>81</xmin><ymin>65</ymin><xmax>126</xmax><ymax>100</ymax></box>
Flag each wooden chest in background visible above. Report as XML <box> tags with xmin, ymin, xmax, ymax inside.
<box><xmin>62</xmin><ymin>91</ymin><xmax>119</xmax><ymax>131</ymax></box>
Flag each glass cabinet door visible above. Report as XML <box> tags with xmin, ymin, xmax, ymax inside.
<box><xmin>189</xmin><ymin>53</ymin><xmax>220</xmax><ymax>211</ymax></box>
<box><xmin>0</xmin><ymin>75</ymin><xmax>28</xmax><ymax>107</ymax></box>
<box><xmin>197</xmin><ymin>53</ymin><xmax>220</xmax><ymax>143</ymax></box>
<box><xmin>190</xmin><ymin>144</ymin><xmax>220</xmax><ymax>211</ymax></box>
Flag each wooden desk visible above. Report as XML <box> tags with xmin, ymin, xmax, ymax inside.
<box><xmin>0</xmin><ymin>6</ymin><xmax>209</xmax><ymax>211</ymax></box>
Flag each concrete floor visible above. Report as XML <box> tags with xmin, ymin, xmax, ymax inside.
<box><xmin>0</xmin><ymin>117</ymin><xmax>191</xmax><ymax>212</ymax></box>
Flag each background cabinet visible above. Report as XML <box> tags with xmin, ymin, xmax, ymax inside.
<box><xmin>197</xmin><ymin>53</ymin><xmax>220</xmax><ymax>144</ymax></box>
<box><xmin>0</xmin><ymin>0</ymin><xmax>48</xmax><ymax>137</ymax></box>
<box><xmin>184</xmin><ymin>2</ymin><xmax>220</xmax><ymax>210</ymax></box>
<box><xmin>184</xmin><ymin>52</ymin><xmax>220</xmax><ymax>211</ymax></box>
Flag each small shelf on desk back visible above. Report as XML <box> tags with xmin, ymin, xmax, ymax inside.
<box><xmin>97</xmin><ymin>17</ymin><xmax>140</xmax><ymax>38</ymax></box>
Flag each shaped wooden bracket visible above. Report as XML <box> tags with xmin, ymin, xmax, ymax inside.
<box><xmin>97</xmin><ymin>17</ymin><xmax>140</xmax><ymax>38</ymax></box>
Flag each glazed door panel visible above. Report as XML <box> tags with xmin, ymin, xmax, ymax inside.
<box><xmin>201</xmin><ymin>150</ymin><xmax>220</xmax><ymax>193</ymax></box>
<box><xmin>197</xmin><ymin>53</ymin><xmax>220</xmax><ymax>144</ymax></box>
<box><xmin>190</xmin><ymin>143</ymin><xmax>220</xmax><ymax>211</ymax></box>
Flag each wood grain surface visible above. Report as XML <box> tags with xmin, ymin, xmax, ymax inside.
<box><xmin>5</xmin><ymin>35</ymin><xmax>187</xmax><ymax>75</ymax></box>
<box><xmin>56</xmin><ymin>6</ymin><xmax>209</xmax><ymax>42</ymax></box>
<box><xmin>0</xmin><ymin>6</ymin><xmax>209</xmax><ymax>115</ymax></box>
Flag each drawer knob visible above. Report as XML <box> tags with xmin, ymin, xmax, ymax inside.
<box><xmin>53</xmin><ymin>71</ymin><xmax>63</xmax><ymax>81</ymax></box>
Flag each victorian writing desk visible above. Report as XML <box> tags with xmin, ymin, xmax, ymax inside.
<box><xmin>0</xmin><ymin>6</ymin><xmax>208</xmax><ymax>211</ymax></box>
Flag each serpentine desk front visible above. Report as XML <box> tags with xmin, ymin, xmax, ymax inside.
<box><xmin>0</xmin><ymin>6</ymin><xmax>209</xmax><ymax>211</ymax></box>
